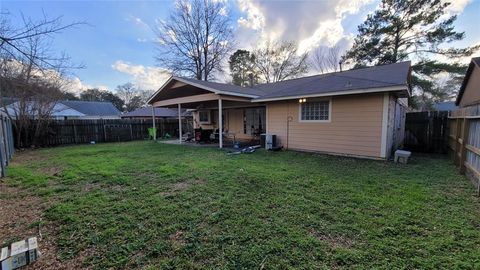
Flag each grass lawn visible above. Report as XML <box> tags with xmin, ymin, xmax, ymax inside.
<box><xmin>2</xmin><ymin>141</ymin><xmax>480</xmax><ymax>269</ymax></box>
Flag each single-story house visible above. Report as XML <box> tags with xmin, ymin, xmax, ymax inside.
<box><xmin>121</xmin><ymin>107</ymin><xmax>191</xmax><ymax>120</ymax></box>
<box><xmin>456</xmin><ymin>57</ymin><xmax>480</xmax><ymax>108</ymax></box>
<box><xmin>148</xmin><ymin>61</ymin><xmax>411</xmax><ymax>159</ymax></box>
<box><xmin>4</xmin><ymin>100</ymin><xmax>121</xmax><ymax>120</ymax></box>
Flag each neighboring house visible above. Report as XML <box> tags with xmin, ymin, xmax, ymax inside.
<box><xmin>148</xmin><ymin>61</ymin><xmax>411</xmax><ymax>160</ymax></box>
<box><xmin>433</xmin><ymin>101</ymin><xmax>457</xmax><ymax>111</ymax></box>
<box><xmin>1</xmin><ymin>97</ymin><xmax>18</xmax><ymax>107</ymax></box>
<box><xmin>456</xmin><ymin>57</ymin><xmax>480</xmax><ymax>108</ymax></box>
<box><xmin>4</xmin><ymin>100</ymin><xmax>121</xmax><ymax>120</ymax></box>
<box><xmin>60</xmin><ymin>100</ymin><xmax>120</xmax><ymax>119</ymax></box>
<box><xmin>121</xmin><ymin>107</ymin><xmax>191</xmax><ymax>120</ymax></box>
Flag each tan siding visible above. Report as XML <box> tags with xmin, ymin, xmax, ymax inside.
<box><xmin>460</xmin><ymin>66</ymin><xmax>480</xmax><ymax>107</ymax></box>
<box><xmin>193</xmin><ymin>108</ymin><xmax>254</xmax><ymax>140</ymax></box>
<box><xmin>227</xmin><ymin>109</ymin><xmax>250</xmax><ymax>139</ymax></box>
<box><xmin>266</xmin><ymin>93</ymin><xmax>384</xmax><ymax>158</ymax></box>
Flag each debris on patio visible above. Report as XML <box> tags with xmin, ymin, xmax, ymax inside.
<box><xmin>227</xmin><ymin>145</ymin><xmax>261</xmax><ymax>155</ymax></box>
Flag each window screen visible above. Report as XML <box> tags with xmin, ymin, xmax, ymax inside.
<box><xmin>199</xmin><ymin>111</ymin><xmax>209</xmax><ymax>123</ymax></box>
<box><xmin>300</xmin><ymin>101</ymin><xmax>330</xmax><ymax>121</ymax></box>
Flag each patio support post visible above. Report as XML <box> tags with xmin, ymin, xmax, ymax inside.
<box><xmin>218</xmin><ymin>98</ymin><xmax>223</xmax><ymax>148</ymax></box>
<box><xmin>151</xmin><ymin>106</ymin><xmax>156</xmax><ymax>140</ymax></box>
<box><xmin>178</xmin><ymin>104</ymin><xmax>182</xmax><ymax>144</ymax></box>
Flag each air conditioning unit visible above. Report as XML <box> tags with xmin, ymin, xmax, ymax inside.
<box><xmin>265</xmin><ymin>134</ymin><xmax>276</xmax><ymax>150</ymax></box>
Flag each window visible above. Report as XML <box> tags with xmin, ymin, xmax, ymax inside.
<box><xmin>300</xmin><ymin>100</ymin><xmax>330</xmax><ymax>122</ymax></box>
<box><xmin>198</xmin><ymin>111</ymin><xmax>210</xmax><ymax>123</ymax></box>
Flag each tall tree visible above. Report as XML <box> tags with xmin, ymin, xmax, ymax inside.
<box><xmin>0</xmin><ymin>11</ymin><xmax>82</xmax><ymax>147</ymax></box>
<box><xmin>253</xmin><ymin>41</ymin><xmax>309</xmax><ymax>83</ymax></box>
<box><xmin>80</xmin><ymin>88</ymin><xmax>124</xmax><ymax>111</ymax></box>
<box><xmin>154</xmin><ymin>0</ymin><xmax>234</xmax><ymax>81</ymax></box>
<box><xmin>229</xmin><ymin>49</ymin><xmax>257</xmax><ymax>86</ymax></box>
<box><xmin>311</xmin><ymin>45</ymin><xmax>341</xmax><ymax>74</ymax></box>
<box><xmin>115</xmin><ymin>83</ymin><xmax>152</xmax><ymax>111</ymax></box>
<box><xmin>343</xmin><ymin>0</ymin><xmax>478</xmax><ymax>109</ymax></box>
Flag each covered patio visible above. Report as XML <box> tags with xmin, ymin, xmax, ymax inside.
<box><xmin>148</xmin><ymin>77</ymin><xmax>266</xmax><ymax>148</ymax></box>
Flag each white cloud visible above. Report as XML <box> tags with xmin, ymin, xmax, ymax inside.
<box><xmin>63</xmin><ymin>77</ymin><xmax>109</xmax><ymax>95</ymax></box>
<box><xmin>111</xmin><ymin>60</ymin><xmax>171</xmax><ymax>90</ymax></box>
<box><xmin>443</xmin><ymin>0</ymin><xmax>472</xmax><ymax>14</ymax></box>
<box><xmin>235</xmin><ymin>0</ymin><xmax>373</xmax><ymax>54</ymax></box>
<box><xmin>125</xmin><ymin>15</ymin><xmax>149</xmax><ymax>28</ymax></box>
<box><xmin>237</xmin><ymin>0</ymin><xmax>265</xmax><ymax>31</ymax></box>
<box><xmin>298</xmin><ymin>0</ymin><xmax>374</xmax><ymax>54</ymax></box>
<box><xmin>335</xmin><ymin>0</ymin><xmax>375</xmax><ymax>17</ymax></box>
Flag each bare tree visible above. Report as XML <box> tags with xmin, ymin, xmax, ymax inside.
<box><xmin>0</xmin><ymin>11</ymin><xmax>83</xmax><ymax>71</ymax></box>
<box><xmin>253</xmin><ymin>40</ymin><xmax>309</xmax><ymax>83</ymax></box>
<box><xmin>0</xmin><ymin>11</ymin><xmax>83</xmax><ymax>147</ymax></box>
<box><xmin>153</xmin><ymin>0</ymin><xmax>234</xmax><ymax>81</ymax></box>
<box><xmin>115</xmin><ymin>83</ymin><xmax>154</xmax><ymax>112</ymax></box>
<box><xmin>311</xmin><ymin>45</ymin><xmax>341</xmax><ymax>74</ymax></box>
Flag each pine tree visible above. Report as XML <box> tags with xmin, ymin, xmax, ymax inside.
<box><xmin>229</xmin><ymin>50</ymin><xmax>256</xmax><ymax>86</ymax></box>
<box><xmin>344</xmin><ymin>0</ymin><xmax>478</xmax><ymax>109</ymax></box>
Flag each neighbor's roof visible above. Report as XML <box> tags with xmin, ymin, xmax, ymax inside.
<box><xmin>148</xmin><ymin>61</ymin><xmax>411</xmax><ymax>104</ymax></box>
<box><xmin>61</xmin><ymin>100</ymin><xmax>120</xmax><ymax>116</ymax></box>
<box><xmin>455</xmin><ymin>57</ymin><xmax>480</xmax><ymax>106</ymax></box>
<box><xmin>433</xmin><ymin>101</ymin><xmax>457</xmax><ymax>111</ymax></box>
<box><xmin>121</xmin><ymin>107</ymin><xmax>190</xmax><ymax>118</ymax></box>
<box><xmin>1</xmin><ymin>97</ymin><xmax>19</xmax><ymax>107</ymax></box>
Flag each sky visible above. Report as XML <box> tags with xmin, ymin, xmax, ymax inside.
<box><xmin>2</xmin><ymin>0</ymin><xmax>480</xmax><ymax>94</ymax></box>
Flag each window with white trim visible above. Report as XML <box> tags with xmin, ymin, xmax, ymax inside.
<box><xmin>300</xmin><ymin>100</ymin><xmax>330</xmax><ymax>121</ymax></box>
<box><xmin>198</xmin><ymin>111</ymin><xmax>210</xmax><ymax>123</ymax></box>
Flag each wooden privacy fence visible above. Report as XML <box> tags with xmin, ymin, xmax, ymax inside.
<box><xmin>0</xmin><ymin>113</ymin><xmax>14</xmax><ymax>177</ymax></box>
<box><xmin>404</xmin><ymin>111</ymin><xmax>449</xmax><ymax>153</ymax></box>
<box><xmin>14</xmin><ymin>118</ymin><xmax>193</xmax><ymax>148</ymax></box>
<box><xmin>449</xmin><ymin>104</ymin><xmax>480</xmax><ymax>194</ymax></box>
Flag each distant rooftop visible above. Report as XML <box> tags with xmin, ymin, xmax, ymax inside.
<box><xmin>61</xmin><ymin>100</ymin><xmax>120</xmax><ymax>116</ymax></box>
<box><xmin>121</xmin><ymin>107</ymin><xmax>190</xmax><ymax>118</ymax></box>
<box><xmin>433</xmin><ymin>101</ymin><xmax>457</xmax><ymax>111</ymax></box>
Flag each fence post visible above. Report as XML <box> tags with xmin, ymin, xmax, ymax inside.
<box><xmin>73</xmin><ymin>120</ymin><xmax>78</xmax><ymax>144</ymax></box>
<box><xmin>103</xmin><ymin>119</ymin><xmax>107</xmax><ymax>142</ymax></box>
<box><xmin>459</xmin><ymin>118</ymin><xmax>470</xmax><ymax>174</ymax></box>
<box><xmin>454</xmin><ymin>118</ymin><xmax>461</xmax><ymax>166</ymax></box>
<box><xmin>129</xmin><ymin>120</ymin><xmax>133</xmax><ymax>141</ymax></box>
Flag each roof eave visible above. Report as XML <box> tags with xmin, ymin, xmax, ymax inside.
<box><xmin>252</xmin><ymin>85</ymin><xmax>408</xmax><ymax>103</ymax></box>
<box><xmin>147</xmin><ymin>76</ymin><xmax>259</xmax><ymax>105</ymax></box>
<box><xmin>455</xmin><ymin>59</ymin><xmax>479</xmax><ymax>106</ymax></box>
<box><xmin>147</xmin><ymin>76</ymin><xmax>175</xmax><ymax>105</ymax></box>
<box><xmin>173</xmin><ymin>77</ymin><xmax>259</xmax><ymax>99</ymax></box>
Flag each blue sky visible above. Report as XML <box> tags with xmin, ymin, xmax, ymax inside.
<box><xmin>2</xmin><ymin>0</ymin><xmax>479</xmax><ymax>93</ymax></box>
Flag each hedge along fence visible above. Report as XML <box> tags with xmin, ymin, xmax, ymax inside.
<box><xmin>449</xmin><ymin>104</ymin><xmax>480</xmax><ymax>195</ymax></box>
<box><xmin>13</xmin><ymin>118</ymin><xmax>193</xmax><ymax>148</ymax></box>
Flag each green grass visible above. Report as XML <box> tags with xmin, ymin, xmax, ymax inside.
<box><xmin>5</xmin><ymin>141</ymin><xmax>480</xmax><ymax>269</ymax></box>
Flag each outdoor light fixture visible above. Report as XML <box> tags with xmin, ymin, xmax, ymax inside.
<box><xmin>298</xmin><ymin>98</ymin><xmax>307</xmax><ymax>103</ymax></box>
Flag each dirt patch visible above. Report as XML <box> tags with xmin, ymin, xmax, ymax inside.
<box><xmin>309</xmin><ymin>230</ymin><xmax>354</xmax><ymax>249</ymax></box>
<box><xmin>37</xmin><ymin>166</ymin><xmax>64</xmax><ymax>177</ymax></box>
<box><xmin>10</xmin><ymin>150</ymin><xmax>46</xmax><ymax>166</ymax></box>
<box><xmin>160</xmin><ymin>179</ymin><xmax>206</xmax><ymax>196</ymax></box>
<box><xmin>0</xmin><ymin>182</ymin><xmax>88</xmax><ymax>269</ymax></box>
